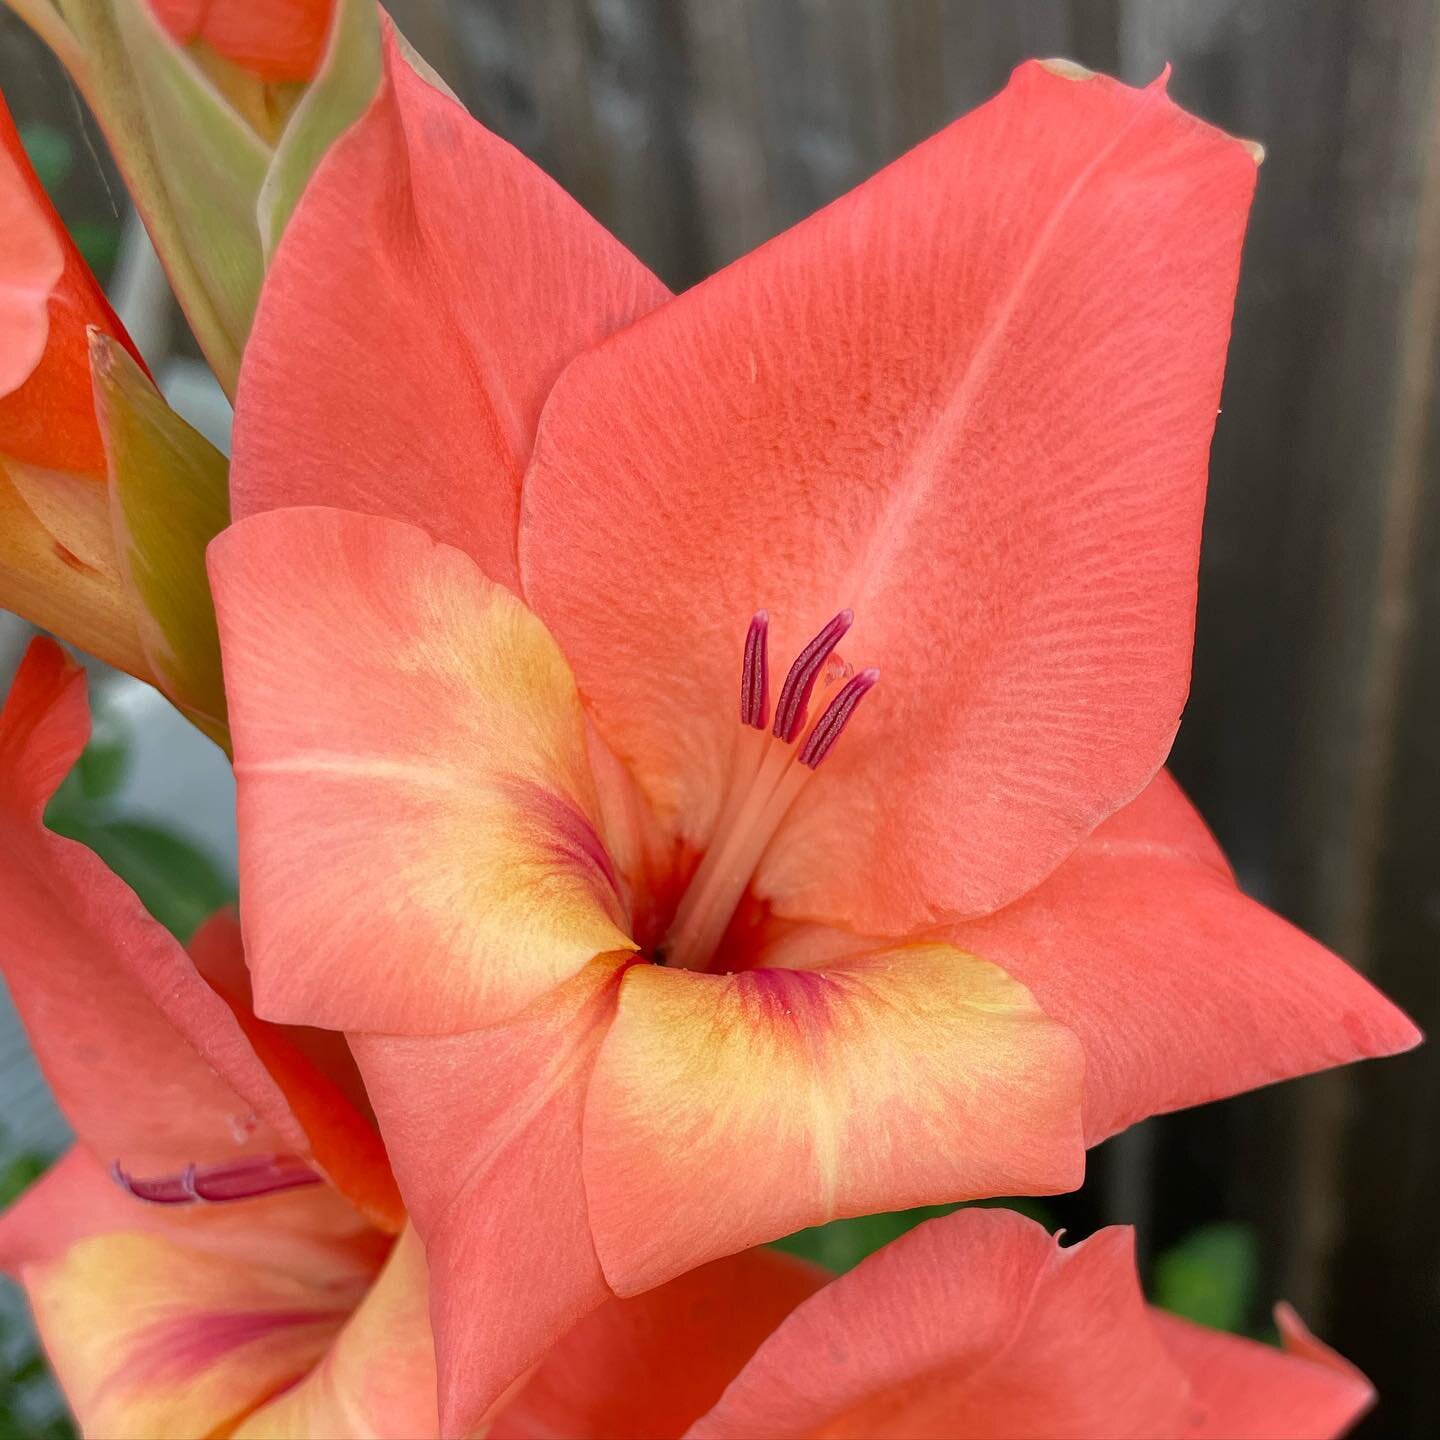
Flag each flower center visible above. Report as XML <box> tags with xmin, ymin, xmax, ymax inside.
<box><xmin>662</xmin><ymin>609</ymin><xmax>878</xmax><ymax>972</ymax></box>
<box><xmin>110</xmin><ymin>1153</ymin><xmax>322</xmax><ymax>1204</ymax></box>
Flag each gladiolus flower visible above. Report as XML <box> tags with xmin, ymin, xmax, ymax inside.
<box><xmin>148</xmin><ymin>0</ymin><xmax>335</xmax><ymax>84</ymax></box>
<box><xmin>0</xmin><ymin>639</ymin><xmax>432</xmax><ymax>1438</ymax></box>
<box><xmin>209</xmin><ymin>41</ymin><xmax>1419</xmax><ymax>1433</ymax></box>
<box><xmin>490</xmin><ymin>1208</ymin><xmax>1372</xmax><ymax>1440</ymax></box>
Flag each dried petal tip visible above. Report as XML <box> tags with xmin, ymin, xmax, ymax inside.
<box><xmin>773</xmin><ymin>609</ymin><xmax>854</xmax><ymax>743</ymax></box>
<box><xmin>799</xmin><ymin>667</ymin><xmax>879</xmax><ymax>768</ymax></box>
<box><xmin>740</xmin><ymin>610</ymin><xmax>771</xmax><ymax>728</ymax></box>
<box><xmin>110</xmin><ymin>1153</ymin><xmax>323</xmax><ymax>1205</ymax></box>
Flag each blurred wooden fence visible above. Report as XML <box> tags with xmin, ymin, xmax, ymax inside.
<box><xmin>3</xmin><ymin>1</ymin><xmax>1439</xmax><ymax>1434</ymax></box>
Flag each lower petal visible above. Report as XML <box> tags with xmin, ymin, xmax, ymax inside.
<box><xmin>350</xmin><ymin>957</ymin><xmax>631</xmax><ymax>1438</ymax></box>
<box><xmin>687</xmin><ymin>1209</ymin><xmax>1190</xmax><ymax>1440</ymax></box>
<box><xmin>583</xmin><ymin>944</ymin><xmax>1086</xmax><ymax>1295</ymax></box>
<box><xmin>490</xmin><ymin>1249</ymin><xmax>828</xmax><ymax>1440</ymax></box>
<box><xmin>946</xmin><ymin>771</ymin><xmax>1421</xmax><ymax>1143</ymax></box>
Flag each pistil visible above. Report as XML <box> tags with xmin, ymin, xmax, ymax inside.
<box><xmin>663</xmin><ymin>609</ymin><xmax>878</xmax><ymax>972</ymax></box>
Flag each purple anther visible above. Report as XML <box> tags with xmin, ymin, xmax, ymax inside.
<box><xmin>798</xmin><ymin>668</ymin><xmax>880</xmax><ymax>768</ymax></box>
<box><xmin>740</xmin><ymin>610</ymin><xmax>771</xmax><ymax>729</ymax></box>
<box><xmin>772</xmin><ymin>610</ymin><xmax>853</xmax><ymax>744</ymax></box>
<box><xmin>111</xmin><ymin>1153</ymin><xmax>323</xmax><ymax>1206</ymax></box>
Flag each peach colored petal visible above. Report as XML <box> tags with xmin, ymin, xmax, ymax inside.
<box><xmin>947</xmin><ymin>770</ymin><xmax>1420</xmax><ymax>1144</ymax></box>
<box><xmin>349</xmin><ymin>958</ymin><xmax>630</xmax><ymax>1438</ymax></box>
<box><xmin>231</xmin><ymin>30</ymin><xmax>669</xmax><ymax>589</ymax></box>
<box><xmin>236</xmin><ymin>1228</ymin><xmax>438</xmax><ymax>1439</ymax></box>
<box><xmin>490</xmin><ymin>1248</ymin><xmax>828</xmax><ymax>1440</ymax></box>
<box><xmin>520</xmin><ymin>61</ymin><xmax>1257</xmax><ymax>935</ymax></box>
<box><xmin>687</xmin><ymin>1209</ymin><xmax>1190</xmax><ymax>1440</ymax></box>
<box><xmin>0</xmin><ymin>640</ymin><xmax>306</xmax><ymax>1174</ymax></box>
<box><xmin>209</xmin><ymin>506</ymin><xmax>635</xmax><ymax>1035</ymax></box>
<box><xmin>583</xmin><ymin>943</ymin><xmax>1085</xmax><ymax>1295</ymax></box>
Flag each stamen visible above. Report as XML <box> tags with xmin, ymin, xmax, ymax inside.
<box><xmin>111</xmin><ymin>1154</ymin><xmax>322</xmax><ymax>1205</ymax></box>
<box><xmin>799</xmin><ymin>668</ymin><xmax>880</xmax><ymax>767</ymax></box>
<box><xmin>740</xmin><ymin>610</ymin><xmax>770</xmax><ymax>729</ymax></box>
<box><xmin>772</xmin><ymin>610</ymin><xmax>853</xmax><ymax>743</ymax></box>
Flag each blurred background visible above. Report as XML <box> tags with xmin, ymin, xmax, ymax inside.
<box><xmin>1</xmin><ymin>1</ymin><xmax>1438</xmax><ymax>1436</ymax></box>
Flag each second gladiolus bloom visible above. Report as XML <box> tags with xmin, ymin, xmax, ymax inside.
<box><xmin>194</xmin><ymin>34</ymin><xmax>1420</xmax><ymax>1436</ymax></box>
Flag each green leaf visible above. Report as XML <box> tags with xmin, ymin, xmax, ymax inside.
<box><xmin>90</xmin><ymin>332</ymin><xmax>230</xmax><ymax>750</ymax></box>
<box><xmin>258</xmin><ymin>0</ymin><xmax>382</xmax><ymax>259</ymax></box>
<box><xmin>1153</xmin><ymin>1222</ymin><xmax>1258</xmax><ymax>1333</ymax></box>
<box><xmin>19</xmin><ymin>122</ymin><xmax>75</xmax><ymax>189</ymax></box>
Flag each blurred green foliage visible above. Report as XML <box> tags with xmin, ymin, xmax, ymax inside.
<box><xmin>19</xmin><ymin>120</ymin><xmax>122</xmax><ymax>279</ymax></box>
<box><xmin>1153</xmin><ymin>1221</ymin><xmax>1260</xmax><ymax>1334</ymax></box>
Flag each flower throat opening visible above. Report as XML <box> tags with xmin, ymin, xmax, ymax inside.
<box><xmin>662</xmin><ymin>609</ymin><xmax>878</xmax><ymax>972</ymax></box>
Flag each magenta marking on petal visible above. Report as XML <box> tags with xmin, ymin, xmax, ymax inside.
<box><xmin>740</xmin><ymin>610</ymin><xmax>771</xmax><ymax>729</ymax></box>
<box><xmin>111</xmin><ymin>1154</ymin><xmax>323</xmax><ymax>1205</ymax></box>
<box><xmin>772</xmin><ymin>610</ymin><xmax>853</xmax><ymax>744</ymax></box>
<box><xmin>799</xmin><ymin>667</ymin><xmax>880</xmax><ymax>768</ymax></box>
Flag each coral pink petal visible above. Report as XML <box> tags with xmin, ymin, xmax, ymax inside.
<box><xmin>349</xmin><ymin>959</ymin><xmax>631</xmax><ymax>1439</ymax></box>
<box><xmin>209</xmin><ymin>507</ymin><xmax>634</xmax><ymax>1035</ymax></box>
<box><xmin>231</xmin><ymin>30</ymin><xmax>669</xmax><ymax>590</ymax></box>
<box><xmin>583</xmin><ymin>944</ymin><xmax>1085</xmax><ymax>1295</ymax></box>
<box><xmin>520</xmin><ymin>60</ymin><xmax>1258</xmax><ymax>933</ymax></box>
<box><xmin>1154</xmin><ymin>1307</ymin><xmax>1375</xmax><ymax>1439</ymax></box>
<box><xmin>489</xmin><ymin>1249</ymin><xmax>828</xmax><ymax>1440</ymax></box>
<box><xmin>946</xmin><ymin>771</ymin><xmax>1421</xmax><ymax>1144</ymax></box>
<box><xmin>0</xmin><ymin>639</ymin><xmax>307</xmax><ymax>1173</ymax></box>
<box><xmin>687</xmin><ymin>1209</ymin><xmax>1192</xmax><ymax>1439</ymax></box>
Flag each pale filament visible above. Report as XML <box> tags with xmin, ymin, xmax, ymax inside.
<box><xmin>663</xmin><ymin>610</ymin><xmax>878</xmax><ymax>972</ymax></box>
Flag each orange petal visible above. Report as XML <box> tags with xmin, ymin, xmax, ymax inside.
<box><xmin>0</xmin><ymin>639</ymin><xmax>306</xmax><ymax>1173</ymax></box>
<box><xmin>230</xmin><ymin>29</ymin><xmax>668</xmax><ymax>589</ymax></box>
<box><xmin>519</xmin><ymin>62</ymin><xmax>1258</xmax><ymax>935</ymax></box>
<box><xmin>210</xmin><ymin>506</ymin><xmax>634</xmax><ymax>1034</ymax></box>
<box><xmin>947</xmin><ymin>770</ymin><xmax>1421</xmax><ymax>1144</ymax></box>
<box><xmin>583</xmin><ymin>944</ymin><xmax>1085</xmax><ymax>1295</ymax></box>
<box><xmin>349</xmin><ymin>957</ymin><xmax>630</xmax><ymax>1438</ymax></box>
<box><xmin>490</xmin><ymin>1249</ymin><xmax>828</xmax><ymax>1440</ymax></box>
<box><xmin>235</xmin><ymin>1228</ymin><xmax>438</xmax><ymax>1439</ymax></box>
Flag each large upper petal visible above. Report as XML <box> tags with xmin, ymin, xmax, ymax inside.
<box><xmin>946</xmin><ymin>770</ymin><xmax>1421</xmax><ymax>1144</ymax></box>
<box><xmin>583</xmin><ymin>943</ymin><xmax>1085</xmax><ymax>1295</ymax></box>
<box><xmin>489</xmin><ymin>1248</ymin><xmax>828</xmax><ymax>1440</ymax></box>
<box><xmin>210</xmin><ymin>506</ymin><xmax>635</xmax><ymax>1034</ymax></box>
<box><xmin>229</xmin><ymin>29</ymin><xmax>670</xmax><ymax>591</ymax></box>
<box><xmin>349</xmin><ymin>958</ymin><xmax>631</xmax><ymax>1439</ymax></box>
<box><xmin>0</xmin><ymin>639</ymin><xmax>305</xmax><ymax>1173</ymax></box>
<box><xmin>520</xmin><ymin>60</ymin><xmax>1258</xmax><ymax>933</ymax></box>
